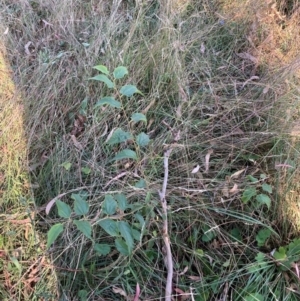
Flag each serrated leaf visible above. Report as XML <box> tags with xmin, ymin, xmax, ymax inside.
<box><xmin>256</xmin><ymin>228</ymin><xmax>271</xmax><ymax>247</ymax></box>
<box><xmin>47</xmin><ymin>223</ymin><xmax>64</xmax><ymax>248</ymax></box>
<box><xmin>274</xmin><ymin>246</ymin><xmax>287</xmax><ymax>261</ymax></box>
<box><xmin>120</xmin><ymin>85</ymin><xmax>140</xmax><ymax>97</ymax></box>
<box><xmin>73</xmin><ymin>220</ymin><xmax>92</xmax><ymax>239</ymax></box>
<box><xmin>102</xmin><ymin>194</ymin><xmax>117</xmax><ymax>215</ymax></box>
<box><xmin>115</xmin><ymin>194</ymin><xmax>128</xmax><ymax>211</ymax></box>
<box><xmin>72</xmin><ymin>193</ymin><xmax>89</xmax><ymax>215</ymax></box>
<box><xmin>110</xmin><ymin>149</ymin><xmax>137</xmax><ymax>162</ymax></box>
<box><xmin>89</xmin><ymin>74</ymin><xmax>114</xmax><ymax>88</ymax></box>
<box><xmin>61</xmin><ymin>161</ymin><xmax>72</xmax><ymax>171</ymax></box>
<box><xmin>242</xmin><ymin>187</ymin><xmax>256</xmax><ymax>203</ymax></box>
<box><xmin>118</xmin><ymin>221</ymin><xmax>134</xmax><ymax>253</ymax></box>
<box><xmin>136</xmin><ymin>132</ymin><xmax>150</xmax><ymax>147</ymax></box>
<box><xmin>113</xmin><ymin>66</ymin><xmax>128</xmax><ymax>79</ymax></box>
<box><xmin>94</xmin><ymin>97</ymin><xmax>121</xmax><ymax>109</ymax></box>
<box><xmin>134</xmin><ymin>179</ymin><xmax>147</xmax><ymax>188</ymax></box>
<box><xmin>256</xmin><ymin>194</ymin><xmax>271</xmax><ymax>209</ymax></box>
<box><xmin>98</xmin><ymin>219</ymin><xmax>119</xmax><ymax>236</ymax></box>
<box><xmin>107</xmin><ymin>128</ymin><xmax>132</xmax><ymax>146</ymax></box>
<box><xmin>115</xmin><ymin>238</ymin><xmax>130</xmax><ymax>255</ymax></box>
<box><xmin>262</xmin><ymin>183</ymin><xmax>272</xmax><ymax>193</ymax></box>
<box><xmin>131</xmin><ymin>113</ymin><xmax>147</xmax><ymax>123</ymax></box>
<box><xmin>56</xmin><ymin>200</ymin><xmax>72</xmax><ymax>218</ymax></box>
<box><xmin>134</xmin><ymin>213</ymin><xmax>145</xmax><ymax>228</ymax></box>
<box><xmin>93</xmin><ymin>65</ymin><xmax>109</xmax><ymax>75</ymax></box>
<box><xmin>94</xmin><ymin>243</ymin><xmax>111</xmax><ymax>256</ymax></box>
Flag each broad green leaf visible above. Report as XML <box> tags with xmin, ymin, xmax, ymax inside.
<box><xmin>134</xmin><ymin>179</ymin><xmax>147</xmax><ymax>188</ymax></box>
<box><xmin>256</xmin><ymin>194</ymin><xmax>271</xmax><ymax>209</ymax></box>
<box><xmin>132</xmin><ymin>229</ymin><xmax>141</xmax><ymax>241</ymax></box>
<box><xmin>94</xmin><ymin>243</ymin><xmax>111</xmax><ymax>256</ymax></box>
<box><xmin>241</xmin><ymin>187</ymin><xmax>256</xmax><ymax>203</ymax></box>
<box><xmin>89</xmin><ymin>74</ymin><xmax>114</xmax><ymax>88</ymax></box>
<box><xmin>102</xmin><ymin>194</ymin><xmax>117</xmax><ymax>215</ymax></box>
<box><xmin>94</xmin><ymin>97</ymin><xmax>121</xmax><ymax>109</ymax></box>
<box><xmin>274</xmin><ymin>246</ymin><xmax>287</xmax><ymax>261</ymax></box>
<box><xmin>98</xmin><ymin>219</ymin><xmax>119</xmax><ymax>236</ymax></box>
<box><xmin>110</xmin><ymin>149</ymin><xmax>137</xmax><ymax>162</ymax></box>
<box><xmin>115</xmin><ymin>238</ymin><xmax>130</xmax><ymax>255</ymax></box>
<box><xmin>115</xmin><ymin>193</ymin><xmax>128</xmax><ymax>211</ymax></box>
<box><xmin>78</xmin><ymin>290</ymin><xmax>88</xmax><ymax>301</ymax></box>
<box><xmin>72</xmin><ymin>193</ymin><xmax>89</xmax><ymax>215</ymax></box>
<box><xmin>113</xmin><ymin>66</ymin><xmax>128</xmax><ymax>79</ymax></box>
<box><xmin>201</xmin><ymin>225</ymin><xmax>216</xmax><ymax>242</ymax></box>
<box><xmin>262</xmin><ymin>183</ymin><xmax>272</xmax><ymax>193</ymax></box>
<box><xmin>56</xmin><ymin>200</ymin><xmax>72</xmax><ymax>218</ymax></box>
<box><xmin>118</xmin><ymin>221</ymin><xmax>134</xmax><ymax>252</ymax></box>
<box><xmin>107</xmin><ymin>128</ymin><xmax>132</xmax><ymax>146</ymax></box>
<box><xmin>131</xmin><ymin>113</ymin><xmax>147</xmax><ymax>123</ymax></box>
<box><xmin>230</xmin><ymin>228</ymin><xmax>242</xmax><ymax>242</ymax></box>
<box><xmin>136</xmin><ymin>132</ymin><xmax>150</xmax><ymax>147</ymax></box>
<box><xmin>120</xmin><ymin>85</ymin><xmax>140</xmax><ymax>97</ymax></box>
<box><xmin>81</xmin><ymin>167</ymin><xmax>91</xmax><ymax>175</ymax></box>
<box><xmin>256</xmin><ymin>228</ymin><xmax>271</xmax><ymax>247</ymax></box>
<box><xmin>93</xmin><ymin>65</ymin><xmax>109</xmax><ymax>75</ymax></box>
<box><xmin>47</xmin><ymin>223</ymin><xmax>64</xmax><ymax>248</ymax></box>
<box><xmin>287</xmin><ymin>238</ymin><xmax>300</xmax><ymax>258</ymax></box>
<box><xmin>134</xmin><ymin>213</ymin><xmax>145</xmax><ymax>228</ymax></box>
<box><xmin>247</xmin><ymin>175</ymin><xmax>259</xmax><ymax>183</ymax></box>
<box><xmin>61</xmin><ymin>161</ymin><xmax>72</xmax><ymax>171</ymax></box>
<box><xmin>73</xmin><ymin>220</ymin><xmax>92</xmax><ymax>239</ymax></box>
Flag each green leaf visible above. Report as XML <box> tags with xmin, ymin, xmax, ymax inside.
<box><xmin>56</xmin><ymin>200</ymin><xmax>72</xmax><ymax>218</ymax></box>
<box><xmin>72</xmin><ymin>193</ymin><xmax>89</xmax><ymax>215</ymax></box>
<box><xmin>244</xmin><ymin>293</ymin><xmax>264</xmax><ymax>301</ymax></box>
<box><xmin>98</xmin><ymin>219</ymin><xmax>119</xmax><ymax>236</ymax></box>
<box><xmin>201</xmin><ymin>225</ymin><xmax>216</xmax><ymax>242</ymax></box>
<box><xmin>94</xmin><ymin>243</ymin><xmax>111</xmax><ymax>256</ymax></box>
<box><xmin>262</xmin><ymin>183</ymin><xmax>272</xmax><ymax>193</ymax></box>
<box><xmin>115</xmin><ymin>193</ymin><xmax>128</xmax><ymax>211</ymax></box>
<box><xmin>94</xmin><ymin>97</ymin><xmax>121</xmax><ymax>109</ymax></box>
<box><xmin>113</xmin><ymin>66</ymin><xmax>128</xmax><ymax>79</ymax></box>
<box><xmin>73</xmin><ymin>220</ymin><xmax>92</xmax><ymax>239</ymax></box>
<box><xmin>274</xmin><ymin>246</ymin><xmax>287</xmax><ymax>261</ymax></box>
<box><xmin>78</xmin><ymin>290</ymin><xmax>88</xmax><ymax>301</ymax></box>
<box><xmin>115</xmin><ymin>238</ymin><xmax>130</xmax><ymax>255</ymax></box>
<box><xmin>247</xmin><ymin>175</ymin><xmax>259</xmax><ymax>183</ymax></box>
<box><xmin>256</xmin><ymin>228</ymin><xmax>271</xmax><ymax>247</ymax></box>
<box><xmin>89</xmin><ymin>74</ymin><xmax>114</xmax><ymax>88</ymax></box>
<box><xmin>118</xmin><ymin>221</ymin><xmax>134</xmax><ymax>253</ymax></box>
<box><xmin>107</xmin><ymin>128</ymin><xmax>132</xmax><ymax>146</ymax></box>
<box><xmin>230</xmin><ymin>228</ymin><xmax>242</xmax><ymax>242</ymax></box>
<box><xmin>131</xmin><ymin>113</ymin><xmax>147</xmax><ymax>123</ymax></box>
<box><xmin>10</xmin><ymin>256</ymin><xmax>22</xmax><ymax>275</ymax></box>
<box><xmin>81</xmin><ymin>167</ymin><xmax>91</xmax><ymax>175</ymax></box>
<box><xmin>134</xmin><ymin>213</ymin><xmax>145</xmax><ymax>228</ymax></box>
<box><xmin>136</xmin><ymin>132</ymin><xmax>150</xmax><ymax>147</ymax></box>
<box><xmin>132</xmin><ymin>229</ymin><xmax>141</xmax><ymax>241</ymax></box>
<box><xmin>47</xmin><ymin>223</ymin><xmax>64</xmax><ymax>248</ymax></box>
<box><xmin>60</xmin><ymin>161</ymin><xmax>72</xmax><ymax>171</ymax></box>
<box><xmin>93</xmin><ymin>65</ymin><xmax>109</xmax><ymax>75</ymax></box>
<box><xmin>256</xmin><ymin>194</ymin><xmax>271</xmax><ymax>209</ymax></box>
<box><xmin>287</xmin><ymin>238</ymin><xmax>300</xmax><ymax>258</ymax></box>
<box><xmin>134</xmin><ymin>179</ymin><xmax>147</xmax><ymax>188</ymax></box>
<box><xmin>102</xmin><ymin>194</ymin><xmax>117</xmax><ymax>215</ymax></box>
<box><xmin>120</xmin><ymin>85</ymin><xmax>140</xmax><ymax>97</ymax></box>
<box><xmin>242</xmin><ymin>187</ymin><xmax>257</xmax><ymax>203</ymax></box>
<box><xmin>110</xmin><ymin>149</ymin><xmax>137</xmax><ymax>162</ymax></box>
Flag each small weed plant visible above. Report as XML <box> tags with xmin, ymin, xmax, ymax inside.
<box><xmin>47</xmin><ymin>65</ymin><xmax>150</xmax><ymax>256</ymax></box>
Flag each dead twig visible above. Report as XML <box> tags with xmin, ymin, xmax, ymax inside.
<box><xmin>159</xmin><ymin>147</ymin><xmax>174</xmax><ymax>300</ymax></box>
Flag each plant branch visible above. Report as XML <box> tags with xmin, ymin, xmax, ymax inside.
<box><xmin>159</xmin><ymin>148</ymin><xmax>173</xmax><ymax>301</ymax></box>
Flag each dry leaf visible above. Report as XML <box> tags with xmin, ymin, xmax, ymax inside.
<box><xmin>178</xmin><ymin>266</ymin><xmax>189</xmax><ymax>275</ymax></box>
<box><xmin>70</xmin><ymin>134</ymin><xmax>84</xmax><ymax>150</ymax></box>
<box><xmin>204</xmin><ymin>149</ymin><xmax>213</xmax><ymax>172</ymax></box>
<box><xmin>200</xmin><ymin>43</ymin><xmax>205</xmax><ymax>53</ymax></box>
<box><xmin>174</xmin><ymin>287</ymin><xmax>190</xmax><ymax>301</ymax></box>
<box><xmin>100</xmin><ymin>123</ymin><xmax>108</xmax><ymax>137</ymax></box>
<box><xmin>222</xmin><ymin>184</ymin><xmax>229</xmax><ymax>197</ymax></box>
<box><xmin>4</xmin><ymin>27</ymin><xmax>9</xmax><ymax>35</ymax></box>
<box><xmin>174</xmin><ymin>130</ymin><xmax>181</xmax><ymax>142</ymax></box>
<box><xmin>133</xmin><ymin>283</ymin><xmax>140</xmax><ymax>301</ymax></box>
<box><xmin>191</xmin><ymin>165</ymin><xmax>200</xmax><ymax>174</ymax></box>
<box><xmin>105</xmin><ymin>127</ymin><xmax>117</xmax><ymax>143</ymax></box>
<box><xmin>112</xmin><ymin>286</ymin><xmax>127</xmax><ymax>298</ymax></box>
<box><xmin>187</xmin><ymin>275</ymin><xmax>201</xmax><ymax>281</ymax></box>
<box><xmin>229</xmin><ymin>183</ymin><xmax>239</xmax><ymax>194</ymax></box>
<box><xmin>236</xmin><ymin>52</ymin><xmax>258</xmax><ymax>64</ymax></box>
<box><xmin>263</xmin><ymin>85</ymin><xmax>270</xmax><ymax>94</ymax></box>
<box><xmin>24</xmin><ymin>41</ymin><xmax>33</xmax><ymax>55</ymax></box>
<box><xmin>230</xmin><ymin>168</ymin><xmax>245</xmax><ymax>179</ymax></box>
<box><xmin>176</xmin><ymin>104</ymin><xmax>182</xmax><ymax>118</ymax></box>
<box><xmin>242</xmin><ymin>76</ymin><xmax>259</xmax><ymax>88</ymax></box>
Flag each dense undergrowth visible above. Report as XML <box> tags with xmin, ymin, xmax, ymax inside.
<box><xmin>1</xmin><ymin>0</ymin><xmax>300</xmax><ymax>300</ymax></box>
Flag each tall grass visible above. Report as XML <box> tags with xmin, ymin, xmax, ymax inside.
<box><xmin>1</xmin><ymin>0</ymin><xmax>300</xmax><ymax>300</ymax></box>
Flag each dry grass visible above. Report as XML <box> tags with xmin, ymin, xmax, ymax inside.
<box><xmin>1</xmin><ymin>0</ymin><xmax>300</xmax><ymax>300</ymax></box>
